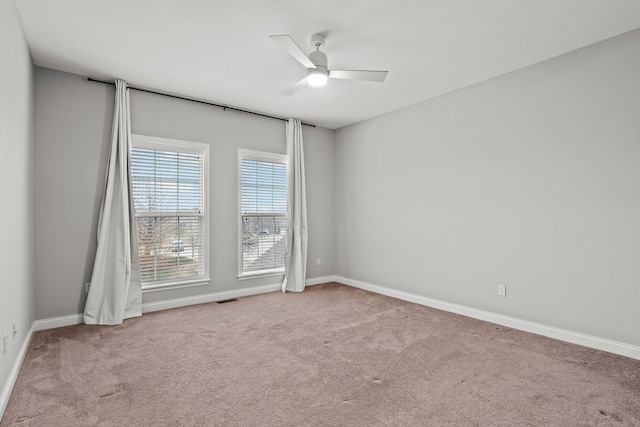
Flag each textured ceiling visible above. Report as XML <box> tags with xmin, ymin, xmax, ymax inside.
<box><xmin>14</xmin><ymin>0</ymin><xmax>640</xmax><ymax>129</ymax></box>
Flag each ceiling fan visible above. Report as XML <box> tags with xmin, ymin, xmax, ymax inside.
<box><xmin>270</xmin><ymin>33</ymin><xmax>389</xmax><ymax>95</ymax></box>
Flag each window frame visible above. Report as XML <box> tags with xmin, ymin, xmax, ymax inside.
<box><xmin>131</xmin><ymin>134</ymin><xmax>210</xmax><ymax>292</ymax></box>
<box><xmin>237</xmin><ymin>148</ymin><xmax>288</xmax><ymax>280</ymax></box>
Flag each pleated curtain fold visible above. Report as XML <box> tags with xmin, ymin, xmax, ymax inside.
<box><xmin>282</xmin><ymin>118</ymin><xmax>308</xmax><ymax>293</ymax></box>
<box><xmin>83</xmin><ymin>79</ymin><xmax>142</xmax><ymax>325</ymax></box>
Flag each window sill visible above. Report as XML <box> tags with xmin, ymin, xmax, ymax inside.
<box><xmin>237</xmin><ymin>269</ymin><xmax>285</xmax><ymax>281</ymax></box>
<box><xmin>142</xmin><ymin>278</ymin><xmax>210</xmax><ymax>293</ymax></box>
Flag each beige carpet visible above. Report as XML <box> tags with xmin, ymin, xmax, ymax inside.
<box><xmin>2</xmin><ymin>283</ymin><xmax>639</xmax><ymax>426</ymax></box>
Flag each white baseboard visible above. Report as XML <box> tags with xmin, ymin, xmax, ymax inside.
<box><xmin>141</xmin><ymin>282</ymin><xmax>283</xmax><ymax>314</ymax></box>
<box><xmin>31</xmin><ymin>275</ymin><xmax>638</xmax><ymax>360</ymax></box>
<box><xmin>34</xmin><ymin>314</ymin><xmax>83</xmax><ymax>331</ymax></box>
<box><xmin>32</xmin><ymin>284</ymin><xmax>284</xmax><ymax>329</ymax></box>
<box><xmin>335</xmin><ymin>275</ymin><xmax>640</xmax><ymax>361</ymax></box>
<box><xmin>305</xmin><ymin>275</ymin><xmax>337</xmax><ymax>286</ymax></box>
<box><xmin>143</xmin><ymin>277</ymin><xmax>339</xmax><ymax>314</ymax></box>
<box><xmin>0</xmin><ymin>323</ymin><xmax>34</xmax><ymax>421</ymax></box>
<box><xmin>32</xmin><ymin>278</ymin><xmax>336</xmax><ymax>330</ymax></box>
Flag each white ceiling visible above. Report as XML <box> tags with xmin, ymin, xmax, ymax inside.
<box><xmin>14</xmin><ymin>0</ymin><xmax>640</xmax><ymax>129</ymax></box>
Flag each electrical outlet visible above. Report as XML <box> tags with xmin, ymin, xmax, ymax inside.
<box><xmin>317</xmin><ymin>258</ymin><xmax>321</xmax><ymax>266</ymax></box>
<box><xmin>3</xmin><ymin>334</ymin><xmax>7</xmax><ymax>355</ymax></box>
<box><xmin>85</xmin><ymin>282</ymin><xmax>91</xmax><ymax>293</ymax></box>
<box><xmin>498</xmin><ymin>285</ymin><xmax>507</xmax><ymax>297</ymax></box>
<box><xmin>12</xmin><ymin>321</ymin><xmax>17</xmax><ymax>339</ymax></box>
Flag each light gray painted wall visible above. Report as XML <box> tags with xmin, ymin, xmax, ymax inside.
<box><xmin>0</xmin><ymin>0</ymin><xmax>35</xmax><ymax>403</ymax></box>
<box><xmin>334</xmin><ymin>29</ymin><xmax>640</xmax><ymax>347</ymax></box>
<box><xmin>34</xmin><ymin>69</ymin><xmax>113</xmax><ymax>320</ymax></box>
<box><xmin>34</xmin><ymin>67</ymin><xmax>335</xmax><ymax>318</ymax></box>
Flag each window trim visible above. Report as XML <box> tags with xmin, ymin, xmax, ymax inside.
<box><xmin>131</xmin><ymin>134</ymin><xmax>210</xmax><ymax>291</ymax></box>
<box><xmin>237</xmin><ymin>148</ymin><xmax>287</xmax><ymax>279</ymax></box>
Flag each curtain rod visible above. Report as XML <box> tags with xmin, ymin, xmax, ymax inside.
<box><xmin>87</xmin><ymin>77</ymin><xmax>315</xmax><ymax>128</ymax></box>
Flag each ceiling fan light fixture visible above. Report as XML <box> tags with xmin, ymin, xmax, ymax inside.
<box><xmin>307</xmin><ymin>68</ymin><xmax>328</xmax><ymax>87</ymax></box>
<box><xmin>271</xmin><ymin>33</ymin><xmax>387</xmax><ymax>95</ymax></box>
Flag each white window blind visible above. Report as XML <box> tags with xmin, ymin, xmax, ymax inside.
<box><xmin>131</xmin><ymin>135</ymin><xmax>208</xmax><ymax>288</ymax></box>
<box><xmin>239</xmin><ymin>150</ymin><xmax>287</xmax><ymax>275</ymax></box>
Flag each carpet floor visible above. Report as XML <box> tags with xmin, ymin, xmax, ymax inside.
<box><xmin>2</xmin><ymin>282</ymin><xmax>639</xmax><ymax>426</ymax></box>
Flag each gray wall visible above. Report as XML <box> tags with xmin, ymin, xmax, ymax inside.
<box><xmin>334</xmin><ymin>29</ymin><xmax>640</xmax><ymax>347</ymax></box>
<box><xmin>0</xmin><ymin>0</ymin><xmax>35</xmax><ymax>403</ymax></box>
<box><xmin>34</xmin><ymin>67</ymin><xmax>335</xmax><ymax>319</ymax></box>
<box><xmin>29</xmin><ymin>22</ymin><xmax>640</xmax><ymax>350</ymax></box>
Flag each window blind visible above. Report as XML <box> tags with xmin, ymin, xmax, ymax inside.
<box><xmin>131</xmin><ymin>146</ymin><xmax>205</xmax><ymax>284</ymax></box>
<box><xmin>240</xmin><ymin>158</ymin><xmax>287</xmax><ymax>273</ymax></box>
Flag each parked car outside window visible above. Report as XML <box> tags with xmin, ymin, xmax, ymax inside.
<box><xmin>171</xmin><ymin>240</ymin><xmax>185</xmax><ymax>252</ymax></box>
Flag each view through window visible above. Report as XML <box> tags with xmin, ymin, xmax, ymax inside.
<box><xmin>131</xmin><ymin>135</ymin><xmax>208</xmax><ymax>288</ymax></box>
<box><xmin>239</xmin><ymin>150</ymin><xmax>287</xmax><ymax>275</ymax></box>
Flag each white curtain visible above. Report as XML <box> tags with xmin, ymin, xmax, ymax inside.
<box><xmin>83</xmin><ymin>79</ymin><xmax>142</xmax><ymax>325</ymax></box>
<box><xmin>282</xmin><ymin>118</ymin><xmax>308</xmax><ymax>292</ymax></box>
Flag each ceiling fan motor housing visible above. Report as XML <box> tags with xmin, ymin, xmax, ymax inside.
<box><xmin>307</xmin><ymin>47</ymin><xmax>328</xmax><ymax>86</ymax></box>
<box><xmin>308</xmin><ymin>49</ymin><xmax>328</xmax><ymax>72</ymax></box>
<box><xmin>309</xmin><ymin>32</ymin><xmax>328</xmax><ymax>74</ymax></box>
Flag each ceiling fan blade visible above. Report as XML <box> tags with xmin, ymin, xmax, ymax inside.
<box><xmin>329</xmin><ymin>70</ymin><xmax>388</xmax><ymax>82</ymax></box>
<box><xmin>280</xmin><ymin>77</ymin><xmax>308</xmax><ymax>96</ymax></box>
<box><xmin>270</xmin><ymin>35</ymin><xmax>316</xmax><ymax>69</ymax></box>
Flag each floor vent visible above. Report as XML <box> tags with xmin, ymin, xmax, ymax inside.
<box><xmin>216</xmin><ymin>298</ymin><xmax>238</xmax><ymax>304</ymax></box>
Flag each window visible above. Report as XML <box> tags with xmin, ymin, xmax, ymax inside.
<box><xmin>131</xmin><ymin>134</ymin><xmax>209</xmax><ymax>290</ymax></box>
<box><xmin>238</xmin><ymin>149</ymin><xmax>287</xmax><ymax>277</ymax></box>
